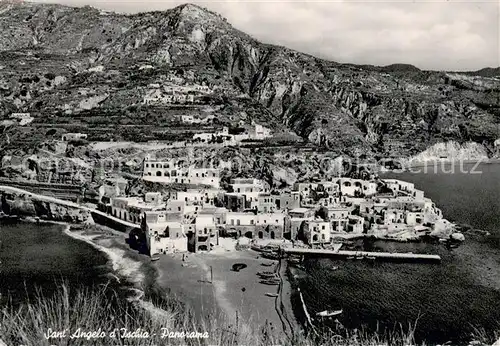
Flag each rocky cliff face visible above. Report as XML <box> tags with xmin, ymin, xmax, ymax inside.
<box><xmin>0</xmin><ymin>191</ymin><xmax>90</xmax><ymax>222</ymax></box>
<box><xmin>0</xmin><ymin>2</ymin><xmax>498</xmax><ymax>168</ymax></box>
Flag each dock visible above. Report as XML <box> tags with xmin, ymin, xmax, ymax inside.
<box><xmin>282</xmin><ymin>248</ymin><xmax>441</xmax><ymax>263</ymax></box>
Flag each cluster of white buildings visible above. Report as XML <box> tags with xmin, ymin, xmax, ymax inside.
<box><xmin>142</xmin><ymin>156</ymin><xmax>221</xmax><ymax>187</ymax></box>
<box><xmin>191</xmin><ymin>124</ymin><xmax>272</xmax><ymax>144</ymax></box>
<box><xmin>98</xmin><ymin>157</ymin><xmax>447</xmax><ymax>256</ymax></box>
<box><xmin>142</xmin><ymin>82</ymin><xmax>213</xmax><ymax>106</ymax></box>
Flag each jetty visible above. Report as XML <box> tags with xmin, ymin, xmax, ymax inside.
<box><xmin>282</xmin><ymin>248</ymin><xmax>441</xmax><ymax>263</ymax></box>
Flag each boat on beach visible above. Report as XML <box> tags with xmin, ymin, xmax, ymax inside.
<box><xmin>258</xmin><ymin>274</ymin><xmax>278</xmax><ymax>280</ymax></box>
<box><xmin>265</xmin><ymin>292</ymin><xmax>279</xmax><ymax>297</ymax></box>
<box><xmin>151</xmin><ymin>253</ymin><xmax>160</xmax><ymax>262</ymax></box>
<box><xmin>251</xmin><ymin>244</ymin><xmax>264</xmax><ymax>252</ymax></box>
<box><xmin>258</xmin><ymin>271</ymin><xmax>275</xmax><ymax>276</ymax></box>
<box><xmin>261</xmin><ymin>262</ymin><xmax>274</xmax><ymax>267</ymax></box>
<box><xmin>261</xmin><ymin>252</ymin><xmax>280</xmax><ymax>260</ymax></box>
<box><xmin>260</xmin><ymin>280</ymin><xmax>279</xmax><ymax>286</ymax></box>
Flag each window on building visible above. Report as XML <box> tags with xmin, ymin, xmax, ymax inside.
<box><xmin>178</xmin><ymin>207</ymin><xmax>181</xmax><ymax>211</ymax></box>
<box><xmin>231</xmin><ymin>219</ymin><xmax>234</xmax><ymax>225</ymax></box>
<box><xmin>237</xmin><ymin>219</ymin><xmax>240</xmax><ymax>226</ymax></box>
<box><xmin>176</xmin><ymin>233</ymin><xmax>179</xmax><ymax>238</ymax></box>
<box><xmin>250</xmin><ymin>219</ymin><xmax>254</xmax><ymax>225</ymax></box>
<box><xmin>322</xmin><ymin>225</ymin><xmax>325</xmax><ymax>230</ymax></box>
<box><xmin>146</xmin><ymin>164</ymin><xmax>149</xmax><ymax>168</ymax></box>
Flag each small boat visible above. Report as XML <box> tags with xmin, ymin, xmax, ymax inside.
<box><xmin>330</xmin><ymin>266</ymin><xmax>339</xmax><ymax>271</ymax></box>
<box><xmin>251</xmin><ymin>244</ymin><xmax>264</xmax><ymax>252</ymax></box>
<box><xmin>288</xmin><ymin>257</ymin><xmax>301</xmax><ymax>264</ymax></box>
<box><xmin>151</xmin><ymin>253</ymin><xmax>161</xmax><ymax>262</ymax></box>
<box><xmin>259</xmin><ymin>274</ymin><xmax>278</xmax><ymax>280</ymax></box>
<box><xmin>258</xmin><ymin>271</ymin><xmax>274</xmax><ymax>276</ymax></box>
<box><xmin>261</xmin><ymin>252</ymin><xmax>280</xmax><ymax>260</ymax></box>
<box><xmin>265</xmin><ymin>293</ymin><xmax>279</xmax><ymax>298</ymax></box>
<box><xmin>366</xmin><ymin>256</ymin><xmax>376</xmax><ymax>260</ymax></box>
<box><xmin>346</xmin><ymin>256</ymin><xmax>355</xmax><ymax>260</ymax></box>
<box><xmin>316</xmin><ymin>309</ymin><xmax>343</xmax><ymax>317</ymax></box>
<box><xmin>261</xmin><ymin>262</ymin><xmax>274</xmax><ymax>267</ymax></box>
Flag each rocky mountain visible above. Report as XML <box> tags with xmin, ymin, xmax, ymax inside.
<box><xmin>0</xmin><ymin>2</ymin><xmax>499</xmax><ymax>169</ymax></box>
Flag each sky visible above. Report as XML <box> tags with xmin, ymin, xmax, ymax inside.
<box><xmin>30</xmin><ymin>0</ymin><xmax>500</xmax><ymax>71</ymax></box>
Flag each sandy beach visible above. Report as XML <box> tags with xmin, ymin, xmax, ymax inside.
<box><xmin>62</xmin><ymin>223</ymin><xmax>301</xmax><ymax>340</ymax></box>
<box><xmin>154</xmin><ymin>246</ymin><xmax>300</xmax><ymax>339</ymax></box>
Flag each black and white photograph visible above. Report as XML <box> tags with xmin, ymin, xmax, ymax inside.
<box><xmin>0</xmin><ymin>0</ymin><xmax>499</xmax><ymax>345</ymax></box>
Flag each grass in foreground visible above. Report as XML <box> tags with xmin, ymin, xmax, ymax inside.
<box><xmin>0</xmin><ymin>284</ymin><xmax>497</xmax><ymax>346</ymax></box>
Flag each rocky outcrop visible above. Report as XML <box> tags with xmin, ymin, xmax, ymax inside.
<box><xmin>406</xmin><ymin>141</ymin><xmax>490</xmax><ymax>164</ymax></box>
<box><xmin>0</xmin><ymin>190</ymin><xmax>90</xmax><ymax>222</ymax></box>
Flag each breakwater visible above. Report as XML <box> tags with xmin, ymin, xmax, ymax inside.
<box><xmin>283</xmin><ymin>248</ymin><xmax>441</xmax><ymax>263</ymax></box>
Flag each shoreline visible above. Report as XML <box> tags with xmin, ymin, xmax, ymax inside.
<box><xmin>380</xmin><ymin>158</ymin><xmax>500</xmax><ymax>172</ymax></box>
<box><xmin>6</xmin><ymin>216</ymin><xmax>302</xmax><ymax>340</ymax></box>
<box><xmin>16</xmin><ymin>218</ymin><xmax>177</xmax><ymax>322</ymax></box>
<box><xmin>60</xmin><ymin>224</ymin><xmax>181</xmax><ymax>323</ymax></box>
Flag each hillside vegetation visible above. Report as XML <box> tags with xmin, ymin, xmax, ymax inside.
<box><xmin>0</xmin><ymin>2</ymin><xmax>498</xmax><ymax>161</ymax></box>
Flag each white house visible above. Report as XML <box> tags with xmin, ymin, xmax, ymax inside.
<box><xmin>142</xmin><ymin>211</ymin><xmax>188</xmax><ymax>255</ymax></box>
<box><xmin>142</xmin><ymin>158</ymin><xmax>220</xmax><ymax>188</ymax></box>
<box><xmin>303</xmin><ymin>220</ymin><xmax>331</xmax><ymax>245</ymax></box>
<box><xmin>62</xmin><ymin>133</ymin><xmax>88</xmax><ymax>141</ymax></box>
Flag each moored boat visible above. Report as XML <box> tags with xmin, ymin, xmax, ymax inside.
<box><xmin>260</xmin><ymin>280</ymin><xmax>279</xmax><ymax>286</ymax></box>
<box><xmin>251</xmin><ymin>244</ymin><xmax>264</xmax><ymax>252</ymax></box>
<box><xmin>316</xmin><ymin>309</ymin><xmax>343</xmax><ymax>317</ymax></box>
<box><xmin>151</xmin><ymin>253</ymin><xmax>161</xmax><ymax>261</ymax></box>
<box><xmin>265</xmin><ymin>292</ymin><xmax>279</xmax><ymax>297</ymax></box>
<box><xmin>261</xmin><ymin>252</ymin><xmax>280</xmax><ymax>260</ymax></box>
<box><xmin>258</xmin><ymin>271</ymin><xmax>274</xmax><ymax>276</ymax></box>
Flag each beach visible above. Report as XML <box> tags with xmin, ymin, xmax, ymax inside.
<box><xmin>62</xmin><ymin>224</ymin><xmax>300</xmax><ymax>339</ymax></box>
<box><xmin>154</xmin><ymin>246</ymin><xmax>300</xmax><ymax>339</ymax></box>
